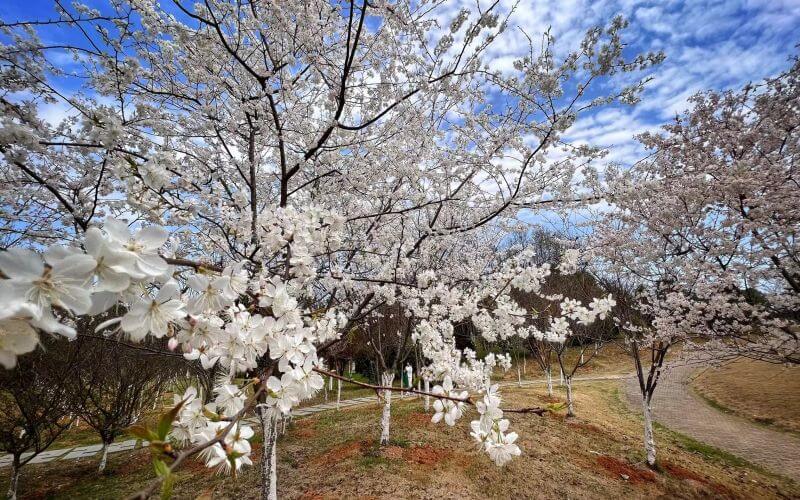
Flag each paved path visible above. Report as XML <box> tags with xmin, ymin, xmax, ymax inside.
<box><xmin>0</xmin><ymin>394</ymin><xmax>413</xmax><ymax>468</ymax></box>
<box><xmin>622</xmin><ymin>365</ymin><xmax>800</xmax><ymax>482</ymax></box>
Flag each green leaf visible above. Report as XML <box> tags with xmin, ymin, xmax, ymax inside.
<box><xmin>160</xmin><ymin>471</ymin><xmax>175</xmax><ymax>500</ymax></box>
<box><xmin>157</xmin><ymin>399</ymin><xmax>187</xmax><ymax>441</ymax></box>
<box><xmin>129</xmin><ymin>424</ymin><xmax>158</xmax><ymax>443</ymax></box>
<box><xmin>152</xmin><ymin>458</ymin><xmax>170</xmax><ymax>477</ymax></box>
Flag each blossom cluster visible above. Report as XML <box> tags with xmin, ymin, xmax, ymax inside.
<box><xmin>411</xmin><ymin>249</ymin><xmax>614</xmax><ymax>462</ymax></box>
<box><xmin>0</xmin><ymin>215</ymin><xmax>343</xmax><ymax>470</ymax></box>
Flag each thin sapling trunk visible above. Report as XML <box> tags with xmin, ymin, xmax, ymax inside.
<box><xmin>258</xmin><ymin>405</ymin><xmax>279</xmax><ymax>500</ymax></box>
<box><xmin>379</xmin><ymin>371</ymin><xmax>395</xmax><ymax>446</ymax></box>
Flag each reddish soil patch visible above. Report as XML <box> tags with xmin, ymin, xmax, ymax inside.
<box><xmin>381</xmin><ymin>445</ymin><xmax>405</xmax><ymax>460</ymax></box>
<box><xmin>596</xmin><ymin>455</ymin><xmax>657</xmax><ymax>484</ymax></box>
<box><xmin>404</xmin><ymin>445</ymin><xmax>451</xmax><ymax>465</ymax></box>
<box><xmin>293</xmin><ymin>422</ymin><xmax>318</xmax><ymax>438</ymax></box>
<box><xmin>312</xmin><ymin>440</ymin><xmax>367</xmax><ymax>466</ymax></box>
<box><xmin>663</xmin><ymin>461</ymin><xmax>734</xmax><ymax>497</ymax></box>
<box><xmin>299</xmin><ymin>490</ymin><xmax>326</xmax><ymax>500</ymax></box>
<box><xmin>404</xmin><ymin>412</ymin><xmax>434</xmax><ymax>426</ymax></box>
<box><xmin>662</xmin><ymin>462</ymin><xmax>707</xmax><ymax>483</ymax></box>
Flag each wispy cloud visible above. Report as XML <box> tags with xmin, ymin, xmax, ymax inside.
<box><xmin>476</xmin><ymin>0</ymin><xmax>800</xmax><ymax>166</ymax></box>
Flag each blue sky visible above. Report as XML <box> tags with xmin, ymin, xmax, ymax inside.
<box><xmin>2</xmin><ymin>0</ymin><xmax>798</xmax><ymax>236</ymax></box>
<box><xmin>3</xmin><ymin>0</ymin><xmax>797</xmax><ymax>166</ymax></box>
<box><xmin>482</xmin><ymin>0</ymin><xmax>800</xmax><ymax>166</ymax></box>
<box><xmin>470</xmin><ymin>0</ymin><xmax>799</xmax><ymax>232</ymax></box>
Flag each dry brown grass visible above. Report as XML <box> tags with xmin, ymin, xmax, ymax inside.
<box><xmin>691</xmin><ymin>358</ymin><xmax>800</xmax><ymax>434</ymax></box>
<box><xmin>3</xmin><ymin>380</ymin><xmax>797</xmax><ymax>499</ymax></box>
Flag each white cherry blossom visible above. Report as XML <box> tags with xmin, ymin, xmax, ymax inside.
<box><xmin>120</xmin><ymin>281</ymin><xmax>185</xmax><ymax>340</ymax></box>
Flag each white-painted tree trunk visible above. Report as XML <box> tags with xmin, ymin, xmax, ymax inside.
<box><xmin>328</xmin><ymin>374</ymin><xmax>333</xmax><ymax>391</ymax></box>
<box><xmin>258</xmin><ymin>406</ymin><xmax>278</xmax><ymax>500</ymax></box>
<box><xmin>336</xmin><ymin>377</ymin><xmax>342</xmax><ymax>410</ymax></box>
<box><xmin>559</xmin><ymin>367</ymin><xmax>564</xmax><ymax>386</ymax></box>
<box><xmin>580</xmin><ymin>352</ymin><xmax>584</xmax><ymax>364</ymax></box>
<box><xmin>379</xmin><ymin>371</ymin><xmax>394</xmax><ymax>446</ymax></box>
<box><xmin>324</xmin><ymin>377</ymin><xmax>328</xmax><ymax>402</ymax></box>
<box><xmin>642</xmin><ymin>396</ymin><xmax>656</xmax><ymax>467</ymax></box>
<box><xmin>565</xmin><ymin>376</ymin><xmax>574</xmax><ymax>416</ymax></box>
<box><xmin>523</xmin><ymin>357</ymin><xmax>526</xmax><ymax>374</ymax></box>
<box><xmin>98</xmin><ymin>441</ymin><xmax>109</xmax><ymax>472</ymax></box>
<box><xmin>517</xmin><ymin>366</ymin><xmax>522</xmax><ymax>387</ymax></box>
<box><xmin>7</xmin><ymin>462</ymin><xmax>19</xmax><ymax>500</ymax></box>
<box><xmin>424</xmin><ymin>379</ymin><xmax>430</xmax><ymax>412</ymax></box>
<box><xmin>546</xmin><ymin>368</ymin><xmax>553</xmax><ymax>396</ymax></box>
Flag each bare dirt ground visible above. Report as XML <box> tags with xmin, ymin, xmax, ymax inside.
<box><xmin>2</xmin><ymin>381</ymin><xmax>797</xmax><ymax>499</ymax></box>
<box><xmin>623</xmin><ymin>364</ymin><xmax>800</xmax><ymax>482</ymax></box>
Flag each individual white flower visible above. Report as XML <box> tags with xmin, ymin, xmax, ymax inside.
<box><xmin>0</xmin><ymin>296</ymin><xmax>80</xmax><ymax>369</ymax></box>
<box><xmin>186</xmin><ymin>274</ymin><xmax>232</xmax><ymax>313</ymax></box>
<box><xmin>290</xmin><ymin>355</ymin><xmax>325</xmax><ymax>398</ymax></box>
<box><xmin>486</xmin><ymin>432</ymin><xmax>521</xmax><ymax>466</ymax></box>
<box><xmin>221</xmin><ymin>262</ymin><xmax>249</xmax><ymax>299</ymax></box>
<box><xmin>0</xmin><ymin>301</ymin><xmax>41</xmax><ymax>369</ymax></box>
<box><xmin>84</xmin><ymin>226</ymin><xmax>141</xmax><ymax>291</ymax></box>
<box><xmin>176</xmin><ymin>314</ymin><xmax>224</xmax><ymax>352</ymax></box>
<box><xmin>469</xmin><ymin>415</ymin><xmax>492</xmax><ymax>445</ymax></box>
<box><xmin>213</xmin><ymin>383</ymin><xmax>245</xmax><ymax>417</ymax></box>
<box><xmin>120</xmin><ymin>281</ymin><xmax>185</xmax><ymax>340</ymax></box>
<box><xmin>269</xmin><ymin>333</ymin><xmax>311</xmax><ymax>365</ymax></box>
<box><xmin>259</xmin><ymin>277</ymin><xmax>298</xmax><ymax>318</ymax></box>
<box><xmin>102</xmin><ymin>218</ymin><xmax>169</xmax><ymax>277</ymax></box>
<box><xmin>431</xmin><ymin>376</ymin><xmax>468</xmax><ymax>426</ymax></box>
<box><xmin>196</xmin><ymin>422</ymin><xmax>253</xmax><ymax>474</ymax></box>
<box><xmin>184</xmin><ymin>348</ymin><xmax>222</xmax><ymax>370</ymax></box>
<box><xmin>0</xmin><ymin>247</ymin><xmax>94</xmax><ymax>315</ymax></box>
<box><xmin>266</xmin><ymin>372</ymin><xmax>299</xmax><ymax>414</ymax></box>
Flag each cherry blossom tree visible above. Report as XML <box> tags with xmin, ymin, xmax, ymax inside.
<box><xmin>359</xmin><ymin>304</ymin><xmax>416</xmax><ymax>446</ymax></box>
<box><xmin>604</xmin><ymin>57</ymin><xmax>799</xmax><ymax>365</ymax></box>
<box><xmin>591</xmin><ymin>56</ymin><xmax>800</xmax><ymax>467</ymax></box>
<box><xmin>507</xmin><ymin>228</ymin><xmax>570</xmax><ymax>395</ymax></box>
<box><xmin>1</xmin><ymin>1</ymin><xmax>660</xmax><ymax>497</ymax></box>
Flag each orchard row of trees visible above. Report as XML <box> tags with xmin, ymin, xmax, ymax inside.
<box><xmin>0</xmin><ymin>0</ymin><xmax>797</xmax><ymax>498</ymax></box>
<box><xmin>0</xmin><ymin>333</ymin><xmax>190</xmax><ymax>497</ymax></box>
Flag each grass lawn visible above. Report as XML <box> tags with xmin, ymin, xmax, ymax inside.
<box><xmin>2</xmin><ymin>380</ymin><xmax>797</xmax><ymax>499</ymax></box>
<box><xmin>691</xmin><ymin>358</ymin><xmax>800</xmax><ymax>434</ymax></box>
<box><xmin>494</xmin><ymin>342</ymin><xmax>639</xmax><ymax>382</ymax></box>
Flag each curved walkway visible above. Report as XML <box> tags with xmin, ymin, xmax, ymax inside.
<box><xmin>622</xmin><ymin>365</ymin><xmax>800</xmax><ymax>482</ymax></box>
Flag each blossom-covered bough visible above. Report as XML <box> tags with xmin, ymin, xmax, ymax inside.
<box><xmin>1</xmin><ymin>1</ymin><xmax>660</xmax><ymax>498</ymax></box>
